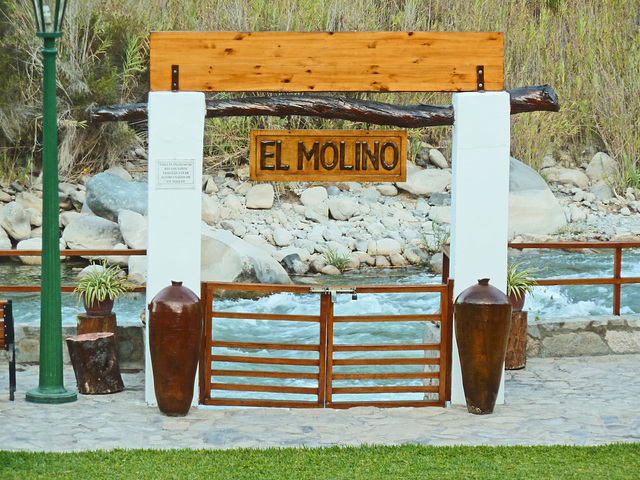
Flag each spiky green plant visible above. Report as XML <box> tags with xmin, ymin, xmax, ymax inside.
<box><xmin>507</xmin><ymin>262</ymin><xmax>540</xmax><ymax>301</ymax></box>
<box><xmin>73</xmin><ymin>261</ymin><xmax>134</xmax><ymax>307</ymax></box>
<box><xmin>320</xmin><ymin>247</ymin><xmax>350</xmax><ymax>273</ymax></box>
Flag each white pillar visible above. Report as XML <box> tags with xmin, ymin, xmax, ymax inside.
<box><xmin>450</xmin><ymin>91</ymin><xmax>511</xmax><ymax>406</ymax></box>
<box><xmin>146</xmin><ymin>92</ymin><xmax>206</xmax><ymax>404</ymax></box>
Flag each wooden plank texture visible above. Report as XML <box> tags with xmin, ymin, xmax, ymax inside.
<box><xmin>150</xmin><ymin>31</ymin><xmax>503</xmax><ymax>92</ymax></box>
<box><xmin>250</xmin><ymin>129</ymin><xmax>406</xmax><ymax>182</ymax></box>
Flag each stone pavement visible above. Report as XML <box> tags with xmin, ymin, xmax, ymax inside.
<box><xmin>1</xmin><ymin>354</ymin><xmax>639</xmax><ymax>451</ymax></box>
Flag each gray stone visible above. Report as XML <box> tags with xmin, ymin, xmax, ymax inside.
<box><xmin>26</xmin><ymin>207</ymin><xmax>42</xmax><ymax>227</ymax></box>
<box><xmin>322</xmin><ymin>224</ymin><xmax>342</xmax><ymax>242</ymax></box>
<box><xmin>62</xmin><ymin>215</ymin><xmax>124</xmax><ymax>251</ymax></box>
<box><xmin>327</xmin><ymin>186</ymin><xmax>341</xmax><ymax>196</ymax></box>
<box><xmin>368</xmin><ymin>238</ymin><xmax>402</xmax><ymax>256</ymax></box>
<box><xmin>128</xmin><ymin>255</ymin><xmax>147</xmax><ymax>285</ymax></box>
<box><xmin>118</xmin><ymin>210</ymin><xmax>148</xmax><ymax>249</ymax></box>
<box><xmin>0</xmin><ymin>201</ymin><xmax>31</xmax><ymax>241</ymax></box>
<box><xmin>281</xmin><ymin>253</ymin><xmax>309</xmax><ymax>274</ymax></box>
<box><xmin>60</xmin><ymin>211</ymin><xmax>81</xmax><ymax>227</ymax></box>
<box><xmin>105</xmin><ymin>165</ymin><xmax>133</xmax><ymax>181</ymax></box>
<box><xmin>429</xmin><ymin>252</ymin><xmax>444</xmax><ymax>273</ymax></box>
<box><xmin>429</xmin><ymin>206</ymin><xmax>451</xmax><ymax>224</ymax></box>
<box><xmin>541</xmin><ymin>332</ymin><xmax>610</xmax><ymax>357</ymax></box>
<box><xmin>69</xmin><ymin>189</ymin><xmax>86</xmax><ymax>210</ymax></box>
<box><xmin>321</xmin><ymin>265</ymin><xmax>341</xmax><ymax>275</ymax></box>
<box><xmin>376</xmin><ymin>184</ymin><xmax>398</xmax><ymax>196</ymax></box>
<box><xmin>273</xmin><ymin>227</ymin><xmax>294</xmax><ymax>247</ymax></box>
<box><xmin>389</xmin><ymin>252</ymin><xmax>406</xmax><ymax>266</ymax></box>
<box><xmin>246</xmin><ymin>184</ymin><xmax>275</xmax><ymax>209</ymax></box>
<box><xmin>586</xmin><ymin>152</ymin><xmax>619</xmax><ymax>184</ymax></box>
<box><xmin>509</xmin><ymin>158</ymin><xmax>567</xmax><ymax>237</ymax></box>
<box><xmin>541</xmin><ymin>167</ymin><xmax>590</xmax><ymax>189</ymax></box>
<box><xmin>16</xmin><ymin>237</ymin><xmax>66</xmax><ymax>265</ymax></box>
<box><xmin>328</xmin><ymin>197</ymin><xmax>359</xmax><ymax>221</ymax></box>
<box><xmin>300</xmin><ymin>186</ymin><xmax>328</xmax><ymax>206</ymax></box>
<box><xmin>224</xmin><ymin>194</ymin><xmax>244</xmax><ymax>210</ymax></box>
<box><xmin>395</xmin><ymin>163</ymin><xmax>451</xmax><ymax>196</ymax></box>
<box><xmin>304</xmin><ymin>204</ymin><xmax>328</xmax><ymax>223</ymax></box>
<box><xmin>604</xmin><ymin>330</ymin><xmax>640</xmax><ymax>354</ymax></box>
<box><xmin>204</xmin><ymin>177</ymin><xmax>219</xmax><ymax>194</ymax></box>
<box><xmin>375</xmin><ymin>256</ymin><xmax>391</xmax><ymax>267</ymax></box>
<box><xmin>202</xmin><ymin>194</ymin><xmax>221</xmax><ymax>225</ymax></box>
<box><xmin>0</xmin><ymin>227</ymin><xmax>11</xmax><ymax>249</ymax></box>
<box><xmin>105</xmin><ymin>243</ymin><xmax>130</xmax><ymax>267</ymax></box>
<box><xmin>428</xmin><ymin>192</ymin><xmax>451</xmax><ymax>206</ymax></box>
<box><xmin>590</xmin><ymin>182</ymin><xmax>615</xmax><ymax>202</ymax></box>
<box><xmin>404</xmin><ymin>245</ymin><xmax>427</xmax><ymax>264</ymax></box>
<box><xmin>220</xmin><ymin>219</ymin><xmax>247</xmax><ymax>237</ymax></box>
<box><xmin>0</xmin><ymin>190</ymin><xmax>12</xmax><ymax>202</ymax></box>
<box><xmin>310</xmin><ymin>257</ymin><xmax>327</xmax><ymax>273</ymax></box>
<box><xmin>428</xmin><ymin>148</ymin><xmax>449</xmax><ymax>169</ymax></box>
<box><xmin>86</xmin><ymin>173</ymin><xmax>148</xmax><ymax>222</ymax></box>
<box><xmin>15</xmin><ymin>191</ymin><xmax>42</xmax><ymax>211</ymax></box>
<box><xmin>201</xmin><ymin>226</ymin><xmax>290</xmax><ymax>284</ymax></box>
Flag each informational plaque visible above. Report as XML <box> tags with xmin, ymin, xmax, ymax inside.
<box><xmin>157</xmin><ymin>159</ymin><xmax>196</xmax><ymax>189</ymax></box>
<box><xmin>250</xmin><ymin>130</ymin><xmax>407</xmax><ymax>182</ymax></box>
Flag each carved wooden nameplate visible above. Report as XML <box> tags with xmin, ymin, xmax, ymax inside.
<box><xmin>250</xmin><ymin>130</ymin><xmax>407</xmax><ymax>182</ymax></box>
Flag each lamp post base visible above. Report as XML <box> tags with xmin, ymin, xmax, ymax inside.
<box><xmin>26</xmin><ymin>386</ymin><xmax>77</xmax><ymax>404</ymax></box>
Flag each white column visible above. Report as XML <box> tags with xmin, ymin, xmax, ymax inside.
<box><xmin>450</xmin><ymin>91</ymin><xmax>511</xmax><ymax>406</ymax></box>
<box><xmin>146</xmin><ymin>92</ymin><xmax>206</xmax><ymax>404</ymax></box>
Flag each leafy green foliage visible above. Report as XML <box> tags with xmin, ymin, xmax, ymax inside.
<box><xmin>320</xmin><ymin>247</ymin><xmax>350</xmax><ymax>273</ymax></box>
<box><xmin>507</xmin><ymin>262</ymin><xmax>541</xmax><ymax>300</ymax></box>
<box><xmin>0</xmin><ymin>444</ymin><xmax>639</xmax><ymax>479</ymax></box>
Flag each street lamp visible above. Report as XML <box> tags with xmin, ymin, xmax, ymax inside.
<box><xmin>26</xmin><ymin>0</ymin><xmax>77</xmax><ymax>404</ymax></box>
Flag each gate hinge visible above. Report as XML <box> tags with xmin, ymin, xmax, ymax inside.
<box><xmin>476</xmin><ymin>65</ymin><xmax>485</xmax><ymax>92</ymax></box>
<box><xmin>171</xmin><ymin>65</ymin><xmax>179</xmax><ymax>92</ymax></box>
<box><xmin>309</xmin><ymin>287</ymin><xmax>357</xmax><ymax>302</ymax></box>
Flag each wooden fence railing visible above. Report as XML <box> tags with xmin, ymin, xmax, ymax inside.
<box><xmin>443</xmin><ymin>241</ymin><xmax>640</xmax><ymax>316</ymax></box>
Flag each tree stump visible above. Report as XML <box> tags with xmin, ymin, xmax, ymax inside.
<box><xmin>506</xmin><ymin>311</ymin><xmax>527</xmax><ymax>370</ymax></box>
<box><xmin>66</xmin><ymin>332</ymin><xmax>124</xmax><ymax>394</ymax></box>
<box><xmin>77</xmin><ymin>312</ymin><xmax>117</xmax><ymax>343</ymax></box>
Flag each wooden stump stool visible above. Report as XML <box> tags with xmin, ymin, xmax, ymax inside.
<box><xmin>77</xmin><ymin>312</ymin><xmax>117</xmax><ymax>342</ymax></box>
<box><xmin>66</xmin><ymin>332</ymin><xmax>124</xmax><ymax>394</ymax></box>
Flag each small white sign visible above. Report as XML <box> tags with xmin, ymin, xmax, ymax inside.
<box><xmin>157</xmin><ymin>159</ymin><xmax>196</xmax><ymax>189</ymax></box>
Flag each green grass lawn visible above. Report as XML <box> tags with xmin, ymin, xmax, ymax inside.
<box><xmin>1</xmin><ymin>444</ymin><xmax>639</xmax><ymax>480</ymax></box>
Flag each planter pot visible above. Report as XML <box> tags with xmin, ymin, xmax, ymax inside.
<box><xmin>454</xmin><ymin>278</ymin><xmax>512</xmax><ymax>414</ymax></box>
<box><xmin>82</xmin><ymin>295</ymin><xmax>114</xmax><ymax>316</ymax></box>
<box><xmin>508</xmin><ymin>291</ymin><xmax>526</xmax><ymax>312</ymax></box>
<box><xmin>148</xmin><ymin>281</ymin><xmax>203</xmax><ymax>416</ymax></box>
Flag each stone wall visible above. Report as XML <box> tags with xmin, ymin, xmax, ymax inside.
<box><xmin>527</xmin><ymin>314</ymin><xmax>640</xmax><ymax>357</ymax></box>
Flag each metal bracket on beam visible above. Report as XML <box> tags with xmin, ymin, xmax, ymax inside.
<box><xmin>171</xmin><ymin>65</ymin><xmax>179</xmax><ymax>92</ymax></box>
<box><xmin>309</xmin><ymin>286</ymin><xmax>358</xmax><ymax>302</ymax></box>
<box><xmin>476</xmin><ymin>65</ymin><xmax>485</xmax><ymax>92</ymax></box>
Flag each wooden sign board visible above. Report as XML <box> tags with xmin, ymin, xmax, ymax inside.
<box><xmin>150</xmin><ymin>31</ymin><xmax>503</xmax><ymax>92</ymax></box>
<box><xmin>250</xmin><ymin>130</ymin><xmax>407</xmax><ymax>182</ymax></box>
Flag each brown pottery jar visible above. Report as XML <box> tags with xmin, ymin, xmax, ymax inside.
<box><xmin>148</xmin><ymin>281</ymin><xmax>203</xmax><ymax>416</ymax></box>
<box><xmin>454</xmin><ymin>278</ymin><xmax>512</xmax><ymax>414</ymax></box>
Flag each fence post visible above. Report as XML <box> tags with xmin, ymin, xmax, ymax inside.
<box><xmin>614</xmin><ymin>245</ymin><xmax>622</xmax><ymax>315</ymax></box>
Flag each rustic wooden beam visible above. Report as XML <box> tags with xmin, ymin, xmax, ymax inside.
<box><xmin>89</xmin><ymin>84</ymin><xmax>559</xmax><ymax>127</ymax></box>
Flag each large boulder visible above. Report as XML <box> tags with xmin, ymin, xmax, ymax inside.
<box><xmin>85</xmin><ymin>173</ymin><xmax>148</xmax><ymax>222</ymax></box>
<box><xmin>62</xmin><ymin>215</ymin><xmax>124</xmax><ymax>250</ymax></box>
<box><xmin>395</xmin><ymin>162</ymin><xmax>451</xmax><ymax>196</ymax></box>
<box><xmin>0</xmin><ymin>227</ymin><xmax>11</xmax><ymax>249</ymax></box>
<box><xmin>540</xmin><ymin>166</ymin><xmax>589</xmax><ymax>189</ymax></box>
<box><xmin>509</xmin><ymin>158</ymin><xmax>567</xmax><ymax>237</ymax></box>
<box><xmin>586</xmin><ymin>152</ymin><xmax>619</xmax><ymax>184</ymax></box>
<box><xmin>16</xmin><ymin>237</ymin><xmax>67</xmax><ymax>265</ymax></box>
<box><xmin>201</xmin><ymin>226</ymin><xmax>290</xmax><ymax>284</ymax></box>
<box><xmin>118</xmin><ymin>210</ymin><xmax>147</xmax><ymax>249</ymax></box>
<box><xmin>0</xmin><ymin>201</ymin><xmax>31</xmax><ymax>241</ymax></box>
<box><xmin>246</xmin><ymin>184</ymin><xmax>275</xmax><ymax>209</ymax></box>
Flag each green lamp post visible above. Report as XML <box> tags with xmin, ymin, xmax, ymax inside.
<box><xmin>26</xmin><ymin>0</ymin><xmax>77</xmax><ymax>404</ymax></box>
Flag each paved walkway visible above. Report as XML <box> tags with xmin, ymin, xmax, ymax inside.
<box><xmin>1</xmin><ymin>354</ymin><xmax>639</xmax><ymax>451</ymax></box>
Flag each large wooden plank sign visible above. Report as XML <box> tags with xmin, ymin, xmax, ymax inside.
<box><xmin>250</xmin><ymin>130</ymin><xmax>407</xmax><ymax>182</ymax></box>
<box><xmin>150</xmin><ymin>31</ymin><xmax>503</xmax><ymax>92</ymax></box>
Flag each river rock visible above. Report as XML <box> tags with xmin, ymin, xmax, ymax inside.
<box><xmin>105</xmin><ymin>243</ymin><xmax>130</xmax><ymax>267</ymax></box>
<box><xmin>62</xmin><ymin>215</ymin><xmax>124</xmax><ymax>251</ymax></box>
<box><xmin>16</xmin><ymin>237</ymin><xmax>66</xmax><ymax>265</ymax></box>
<box><xmin>69</xmin><ymin>189</ymin><xmax>86</xmax><ymax>210</ymax></box>
<box><xmin>60</xmin><ymin>211</ymin><xmax>81</xmax><ymax>227</ymax></box>
<box><xmin>429</xmin><ymin>206</ymin><xmax>451</xmax><ymax>224</ymax></box>
<box><xmin>26</xmin><ymin>207</ymin><xmax>42</xmax><ymax>227</ymax></box>
<box><xmin>429</xmin><ymin>148</ymin><xmax>449</xmax><ymax>169</ymax></box>
<box><xmin>281</xmin><ymin>253</ymin><xmax>309</xmax><ymax>274</ymax></box>
<box><xmin>15</xmin><ymin>191</ymin><xmax>42</xmax><ymax>211</ymax></box>
<box><xmin>586</xmin><ymin>152</ymin><xmax>619</xmax><ymax>184</ymax></box>
<box><xmin>0</xmin><ymin>201</ymin><xmax>31</xmax><ymax>241</ymax></box>
<box><xmin>0</xmin><ymin>227</ymin><xmax>11</xmax><ymax>249</ymax></box>
<box><xmin>509</xmin><ymin>158</ymin><xmax>567</xmax><ymax>237</ymax></box>
<box><xmin>376</xmin><ymin>184</ymin><xmax>398</xmax><ymax>196</ymax></box>
<box><xmin>395</xmin><ymin>162</ymin><xmax>451</xmax><ymax>197</ymax></box>
<box><xmin>118</xmin><ymin>210</ymin><xmax>147</xmax><ymax>249</ymax></box>
<box><xmin>273</xmin><ymin>227</ymin><xmax>294</xmax><ymax>246</ymax></box>
<box><xmin>128</xmin><ymin>255</ymin><xmax>147</xmax><ymax>285</ymax></box>
<box><xmin>246</xmin><ymin>184</ymin><xmax>275</xmax><ymax>209</ymax></box>
<box><xmin>85</xmin><ymin>173</ymin><xmax>148</xmax><ymax>222</ymax></box>
<box><xmin>368</xmin><ymin>238</ymin><xmax>402</xmax><ymax>256</ymax></box>
<box><xmin>328</xmin><ymin>197</ymin><xmax>358</xmax><ymax>221</ymax></box>
<box><xmin>300</xmin><ymin>186</ymin><xmax>328</xmax><ymax>206</ymax></box>
<box><xmin>201</xmin><ymin>226</ymin><xmax>290</xmax><ymax>284</ymax></box>
<box><xmin>541</xmin><ymin>167</ymin><xmax>589</xmax><ymax>189</ymax></box>
<box><xmin>105</xmin><ymin>165</ymin><xmax>133</xmax><ymax>181</ymax></box>
<box><xmin>201</xmin><ymin>194</ymin><xmax>221</xmax><ymax>225</ymax></box>
<box><xmin>590</xmin><ymin>182</ymin><xmax>615</xmax><ymax>202</ymax></box>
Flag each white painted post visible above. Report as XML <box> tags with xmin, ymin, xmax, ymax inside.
<box><xmin>450</xmin><ymin>91</ymin><xmax>511</xmax><ymax>406</ymax></box>
<box><xmin>146</xmin><ymin>92</ymin><xmax>206</xmax><ymax>405</ymax></box>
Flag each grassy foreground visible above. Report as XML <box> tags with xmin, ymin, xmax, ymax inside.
<box><xmin>1</xmin><ymin>444</ymin><xmax>639</xmax><ymax>479</ymax></box>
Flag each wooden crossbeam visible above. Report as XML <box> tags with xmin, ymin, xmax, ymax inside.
<box><xmin>150</xmin><ymin>31</ymin><xmax>503</xmax><ymax>92</ymax></box>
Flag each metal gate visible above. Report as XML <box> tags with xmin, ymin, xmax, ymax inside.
<box><xmin>199</xmin><ymin>280</ymin><xmax>453</xmax><ymax>408</ymax></box>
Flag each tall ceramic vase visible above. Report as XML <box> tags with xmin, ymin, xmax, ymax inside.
<box><xmin>454</xmin><ymin>278</ymin><xmax>512</xmax><ymax>414</ymax></box>
<box><xmin>148</xmin><ymin>281</ymin><xmax>203</xmax><ymax>416</ymax></box>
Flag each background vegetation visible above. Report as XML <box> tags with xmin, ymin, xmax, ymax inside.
<box><xmin>1</xmin><ymin>444</ymin><xmax>639</xmax><ymax>479</ymax></box>
<box><xmin>0</xmin><ymin>0</ymin><xmax>638</xmax><ymax>189</ymax></box>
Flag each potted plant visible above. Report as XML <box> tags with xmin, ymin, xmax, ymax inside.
<box><xmin>73</xmin><ymin>261</ymin><xmax>135</xmax><ymax>316</ymax></box>
<box><xmin>506</xmin><ymin>262</ymin><xmax>539</xmax><ymax>312</ymax></box>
